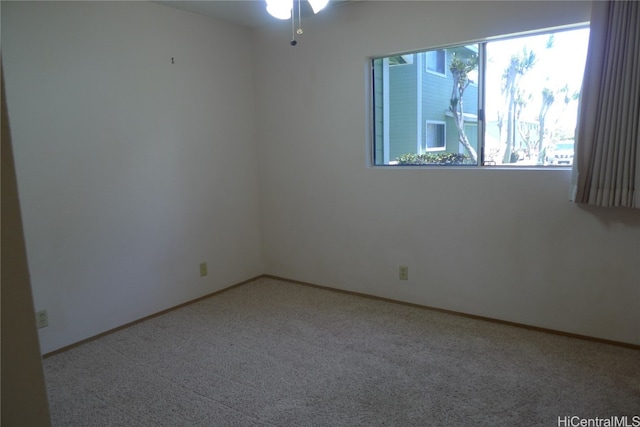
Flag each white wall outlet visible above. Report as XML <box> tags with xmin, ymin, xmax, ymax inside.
<box><xmin>200</xmin><ymin>262</ymin><xmax>208</xmax><ymax>277</ymax></box>
<box><xmin>399</xmin><ymin>265</ymin><xmax>409</xmax><ymax>280</ymax></box>
<box><xmin>36</xmin><ymin>309</ymin><xmax>48</xmax><ymax>329</ymax></box>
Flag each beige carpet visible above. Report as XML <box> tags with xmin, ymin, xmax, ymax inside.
<box><xmin>44</xmin><ymin>277</ymin><xmax>640</xmax><ymax>426</ymax></box>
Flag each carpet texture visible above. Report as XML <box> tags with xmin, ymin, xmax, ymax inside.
<box><xmin>44</xmin><ymin>277</ymin><xmax>640</xmax><ymax>426</ymax></box>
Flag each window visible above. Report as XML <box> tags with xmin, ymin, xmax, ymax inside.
<box><xmin>372</xmin><ymin>27</ymin><xmax>590</xmax><ymax>167</ymax></box>
<box><xmin>426</xmin><ymin>50</ymin><xmax>446</xmax><ymax>75</ymax></box>
<box><xmin>424</xmin><ymin>121</ymin><xmax>445</xmax><ymax>151</ymax></box>
<box><xmin>389</xmin><ymin>54</ymin><xmax>414</xmax><ymax>66</ymax></box>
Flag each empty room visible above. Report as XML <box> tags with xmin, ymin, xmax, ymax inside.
<box><xmin>2</xmin><ymin>0</ymin><xmax>639</xmax><ymax>425</ymax></box>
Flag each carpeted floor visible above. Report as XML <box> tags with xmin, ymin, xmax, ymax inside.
<box><xmin>44</xmin><ymin>277</ymin><xmax>640</xmax><ymax>426</ymax></box>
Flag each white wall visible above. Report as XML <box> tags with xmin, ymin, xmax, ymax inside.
<box><xmin>2</xmin><ymin>1</ymin><xmax>263</xmax><ymax>353</ymax></box>
<box><xmin>3</xmin><ymin>0</ymin><xmax>639</xmax><ymax>354</ymax></box>
<box><xmin>254</xmin><ymin>1</ymin><xmax>640</xmax><ymax>345</ymax></box>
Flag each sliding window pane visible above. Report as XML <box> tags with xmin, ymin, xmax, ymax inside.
<box><xmin>373</xmin><ymin>45</ymin><xmax>480</xmax><ymax>166</ymax></box>
<box><xmin>483</xmin><ymin>28</ymin><xmax>590</xmax><ymax>166</ymax></box>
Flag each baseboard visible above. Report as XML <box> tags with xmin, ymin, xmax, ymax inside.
<box><xmin>44</xmin><ymin>273</ymin><xmax>639</xmax><ymax>358</ymax></box>
<box><xmin>42</xmin><ymin>275</ymin><xmax>263</xmax><ymax>358</ymax></box>
<box><xmin>263</xmin><ymin>274</ymin><xmax>640</xmax><ymax>350</ymax></box>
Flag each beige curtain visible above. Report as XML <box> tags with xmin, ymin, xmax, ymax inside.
<box><xmin>571</xmin><ymin>0</ymin><xmax>640</xmax><ymax>208</ymax></box>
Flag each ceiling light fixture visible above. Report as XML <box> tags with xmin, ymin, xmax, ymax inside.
<box><xmin>265</xmin><ymin>0</ymin><xmax>330</xmax><ymax>46</ymax></box>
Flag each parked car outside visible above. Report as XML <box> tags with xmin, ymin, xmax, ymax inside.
<box><xmin>546</xmin><ymin>141</ymin><xmax>574</xmax><ymax>166</ymax></box>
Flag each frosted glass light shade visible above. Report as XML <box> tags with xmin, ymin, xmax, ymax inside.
<box><xmin>308</xmin><ymin>0</ymin><xmax>329</xmax><ymax>14</ymax></box>
<box><xmin>266</xmin><ymin>0</ymin><xmax>293</xmax><ymax>19</ymax></box>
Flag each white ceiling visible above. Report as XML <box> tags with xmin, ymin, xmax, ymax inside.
<box><xmin>155</xmin><ymin>1</ymin><xmax>351</xmax><ymax>29</ymax></box>
<box><xmin>155</xmin><ymin>1</ymin><xmax>269</xmax><ymax>28</ymax></box>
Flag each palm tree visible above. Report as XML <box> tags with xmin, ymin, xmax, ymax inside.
<box><xmin>501</xmin><ymin>48</ymin><xmax>536</xmax><ymax>163</ymax></box>
<box><xmin>537</xmin><ymin>87</ymin><xmax>555</xmax><ymax>164</ymax></box>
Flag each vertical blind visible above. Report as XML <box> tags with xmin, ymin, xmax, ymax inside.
<box><xmin>571</xmin><ymin>0</ymin><xmax>640</xmax><ymax>208</ymax></box>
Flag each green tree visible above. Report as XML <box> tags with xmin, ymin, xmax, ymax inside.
<box><xmin>501</xmin><ymin>48</ymin><xmax>536</xmax><ymax>163</ymax></box>
<box><xmin>537</xmin><ymin>85</ymin><xmax>580</xmax><ymax>164</ymax></box>
<box><xmin>551</xmin><ymin>85</ymin><xmax>580</xmax><ymax>130</ymax></box>
<box><xmin>449</xmin><ymin>52</ymin><xmax>478</xmax><ymax>163</ymax></box>
<box><xmin>515</xmin><ymin>89</ymin><xmax>534</xmax><ymax>160</ymax></box>
<box><xmin>537</xmin><ymin>87</ymin><xmax>555</xmax><ymax>164</ymax></box>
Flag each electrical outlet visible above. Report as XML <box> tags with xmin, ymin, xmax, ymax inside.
<box><xmin>399</xmin><ymin>265</ymin><xmax>409</xmax><ymax>280</ymax></box>
<box><xmin>36</xmin><ymin>309</ymin><xmax>48</xmax><ymax>329</ymax></box>
<box><xmin>200</xmin><ymin>262</ymin><xmax>208</xmax><ymax>277</ymax></box>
